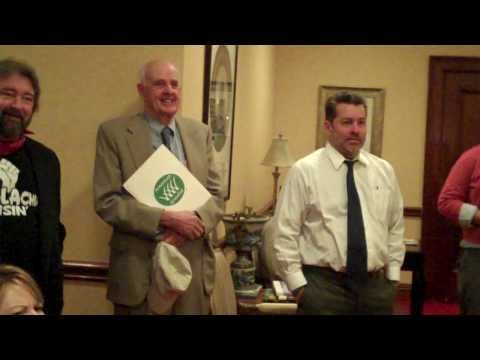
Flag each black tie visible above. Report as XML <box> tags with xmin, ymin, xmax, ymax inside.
<box><xmin>345</xmin><ymin>160</ymin><xmax>368</xmax><ymax>283</ymax></box>
<box><xmin>161</xmin><ymin>127</ymin><xmax>174</xmax><ymax>151</ymax></box>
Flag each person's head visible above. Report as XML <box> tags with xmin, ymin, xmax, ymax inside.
<box><xmin>324</xmin><ymin>91</ymin><xmax>367</xmax><ymax>159</ymax></box>
<box><xmin>0</xmin><ymin>58</ymin><xmax>40</xmax><ymax>141</ymax></box>
<box><xmin>137</xmin><ymin>60</ymin><xmax>181</xmax><ymax>126</ymax></box>
<box><xmin>0</xmin><ymin>264</ymin><xmax>44</xmax><ymax>315</ymax></box>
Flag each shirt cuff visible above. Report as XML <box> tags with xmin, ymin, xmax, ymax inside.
<box><xmin>459</xmin><ymin>203</ymin><xmax>478</xmax><ymax>229</ymax></box>
<box><xmin>285</xmin><ymin>271</ymin><xmax>307</xmax><ymax>292</ymax></box>
<box><xmin>385</xmin><ymin>264</ymin><xmax>401</xmax><ymax>282</ymax></box>
<box><xmin>153</xmin><ymin>226</ymin><xmax>165</xmax><ymax>242</ymax></box>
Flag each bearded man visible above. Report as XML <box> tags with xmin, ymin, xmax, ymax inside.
<box><xmin>0</xmin><ymin>58</ymin><xmax>65</xmax><ymax>315</ymax></box>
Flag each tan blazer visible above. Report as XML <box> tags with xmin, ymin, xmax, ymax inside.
<box><xmin>93</xmin><ymin>114</ymin><xmax>224</xmax><ymax>314</ymax></box>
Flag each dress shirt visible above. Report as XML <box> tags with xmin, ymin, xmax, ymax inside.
<box><xmin>145</xmin><ymin>114</ymin><xmax>187</xmax><ymax>166</ymax></box>
<box><xmin>438</xmin><ymin>144</ymin><xmax>480</xmax><ymax>248</ymax></box>
<box><xmin>273</xmin><ymin>142</ymin><xmax>405</xmax><ymax>291</ymax></box>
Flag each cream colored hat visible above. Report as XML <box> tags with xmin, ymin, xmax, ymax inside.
<box><xmin>147</xmin><ymin>241</ymin><xmax>192</xmax><ymax>315</ymax></box>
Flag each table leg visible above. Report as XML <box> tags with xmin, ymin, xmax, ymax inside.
<box><xmin>410</xmin><ymin>269</ymin><xmax>425</xmax><ymax>315</ymax></box>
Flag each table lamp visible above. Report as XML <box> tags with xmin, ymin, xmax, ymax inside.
<box><xmin>261</xmin><ymin>134</ymin><xmax>295</xmax><ymax>213</ymax></box>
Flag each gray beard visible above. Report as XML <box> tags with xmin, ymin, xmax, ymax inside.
<box><xmin>0</xmin><ymin>111</ymin><xmax>28</xmax><ymax>141</ymax></box>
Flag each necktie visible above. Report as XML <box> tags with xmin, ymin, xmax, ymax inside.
<box><xmin>345</xmin><ymin>160</ymin><xmax>368</xmax><ymax>283</ymax></box>
<box><xmin>161</xmin><ymin>127</ymin><xmax>174</xmax><ymax>151</ymax></box>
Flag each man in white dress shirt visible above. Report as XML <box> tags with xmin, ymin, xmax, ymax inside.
<box><xmin>273</xmin><ymin>91</ymin><xmax>405</xmax><ymax>314</ymax></box>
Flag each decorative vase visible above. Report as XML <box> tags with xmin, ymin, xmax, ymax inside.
<box><xmin>222</xmin><ymin>208</ymin><xmax>270</xmax><ymax>297</ymax></box>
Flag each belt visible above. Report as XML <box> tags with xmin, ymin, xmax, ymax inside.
<box><xmin>303</xmin><ymin>265</ymin><xmax>386</xmax><ymax>279</ymax></box>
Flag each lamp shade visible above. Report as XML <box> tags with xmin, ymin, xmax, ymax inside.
<box><xmin>261</xmin><ymin>135</ymin><xmax>295</xmax><ymax>168</ymax></box>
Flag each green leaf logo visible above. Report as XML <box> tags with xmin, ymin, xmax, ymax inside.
<box><xmin>154</xmin><ymin>174</ymin><xmax>185</xmax><ymax>206</ymax></box>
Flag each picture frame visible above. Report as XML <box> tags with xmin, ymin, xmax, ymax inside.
<box><xmin>316</xmin><ymin>86</ymin><xmax>386</xmax><ymax>156</ymax></box>
<box><xmin>202</xmin><ymin>45</ymin><xmax>239</xmax><ymax>200</ymax></box>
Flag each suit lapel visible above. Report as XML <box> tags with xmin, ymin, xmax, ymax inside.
<box><xmin>176</xmin><ymin>117</ymin><xmax>202</xmax><ymax>178</ymax></box>
<box><xmin>125</xmin><ymin>114</ymin><xmax>154</xmax><ymax>169</ymax></box>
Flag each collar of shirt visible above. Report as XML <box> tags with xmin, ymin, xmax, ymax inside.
<box><xmin>325</xmin><ymin>141</ymin><xmax>370</xmax><ymax>170</ymax></box>
<box><xmin>144</xmin><ymin>113</ymin><xmax>178</xmax><ymax>137</ymax></box>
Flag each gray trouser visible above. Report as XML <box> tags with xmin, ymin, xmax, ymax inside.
<box><xmin>114</xmin><ymin>301</ymin><xmax>148</xmax><ymax>315</ymax></box>
<box><xmin>458</xmin><ymin>248</ymin><xmax>480</xmax><ymax>315</ymax></box>
<box><xmin>298</xmin><ymin>265</ymin><xmax>397</xmax><ymax>315</ymax></box>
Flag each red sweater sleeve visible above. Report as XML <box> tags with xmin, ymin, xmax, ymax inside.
<box><xmin>438</xmin><ymin>150</ymin><xmax>478</xmax><ymax>223</ymax></box>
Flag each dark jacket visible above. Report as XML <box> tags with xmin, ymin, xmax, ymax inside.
<box><xmin>24</xmin><ymin>137</ymin><xmax>65</xmax><ymax>315</ymax></box>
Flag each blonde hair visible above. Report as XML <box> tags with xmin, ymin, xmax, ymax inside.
<box><xmin>0</xmin><ymin>264</ymin><xmax>44</xmax><ymax>307</ymax></box>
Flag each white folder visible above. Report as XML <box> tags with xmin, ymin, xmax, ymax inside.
<box><xmin>123</xmin><ymin>145</ymin><xmax>212</xmax><ymax>211</ymax></box>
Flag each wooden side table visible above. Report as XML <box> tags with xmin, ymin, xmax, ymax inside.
<box><xmin>402</xmin><ymin>244</ymin><xmax>425</xmax><ymax>316</ymax></box>
<box><xmin>237</xmin><ymin>289</ymin><xmax>297</xmax><ymax>315</ymax></box>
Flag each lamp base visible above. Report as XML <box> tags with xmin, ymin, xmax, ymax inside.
<box><xmin>271</xmin><ymin>167</ymin><xmax>280</xmax><ymax>213</ymax></box>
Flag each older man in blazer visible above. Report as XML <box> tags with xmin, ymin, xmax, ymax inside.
<box><xmin>94</xmin><ymin>60</ymin><xmax>224</xmax><ymax>315</ymax></box>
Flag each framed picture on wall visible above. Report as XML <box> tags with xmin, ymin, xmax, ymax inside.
<box><xmin>202</xmin><ymin>45</ymin><xmax>239</xmax><ymax>200</ymax></box>
<box><xmin>316</xmin><ymin>86</ymin><xmax>386</xmax><ymax>156</ymax></box>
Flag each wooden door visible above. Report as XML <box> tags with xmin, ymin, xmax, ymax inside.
<box><xmin>422</xmin><ymin>56</ymin><xmax>480</xmax><ymax>300</ymax></box>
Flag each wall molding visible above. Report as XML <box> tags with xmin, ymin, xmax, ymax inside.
<box><xmin>63</xmin><ymin>260</ymin><xmax>108</xmax><ymax>282</ymax></box>
<box><xmin>404</xmin><ymin>207</ymin><xmax>422</xmax><ymax>218</ymax></box>
<box><xmin>62</xmin><ymin>265</ymin><xmax>417</xmax><ymax>288</ymax></box>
